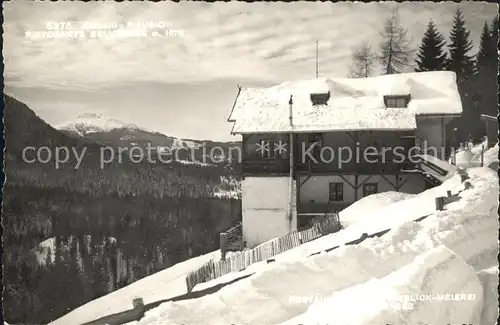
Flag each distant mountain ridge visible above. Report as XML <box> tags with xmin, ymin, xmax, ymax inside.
<box><xmin>58</xmin><ymin>112</ymin><xmax>238</xmax><ymax>153</ymax></box>
<box><xmin>3</xmin><ymin>94</ymin><xmax>240</xmax><ymax>198</ymax></box>
<box><xmin>58</xmin><ymin>112</ymin><xmax>142</xmax><ymax>136</ymax></box>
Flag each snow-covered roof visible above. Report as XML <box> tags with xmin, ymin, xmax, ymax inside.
<box><xmin>415</xmin><ymin>154</ymin><xmax>458</xmax><ymax>183</ymax></box>
<box><xmin>228</xmin><ymin>71</ymin><xmax>462</xmax><ymax>134</ymax></box>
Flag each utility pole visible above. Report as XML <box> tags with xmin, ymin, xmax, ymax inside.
<box><xmin>316</xmin><ymin>40</ymin><xmax>319</xmax><ymax>78</ymax></box>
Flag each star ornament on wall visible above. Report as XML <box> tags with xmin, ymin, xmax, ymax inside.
<box><xmin>256</xmin><ymin>141</ymin><xmax>270</xmax><ymax>155</ymax></box>
<box><xmin>274</xmin><ymin>141</ymin><xmax>288</xmax><ymax>155</ymax></box>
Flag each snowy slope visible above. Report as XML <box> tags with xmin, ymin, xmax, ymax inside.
<box><xmin>339</xmin><ymin>191</ymin><xmax>416</xmax><ymax>227</ymax></box>
<box><xmin>52</xmin><ymin>164</ymin><xmax>498</xmax><ymax>325</ymax></box>
<box><xmin>50</xmin><ymin>250</ymin><xmax>223</xmax><ymax>325</ymax></box>
<box><xmin>171</xmin><ymin>138</ymin><xmax>204</xmax><ymax>150</ymax></box>
<box><xmin>124</xmin><ymin>167</ymin><xmax>496</xmax><ymax>325</ymax></box>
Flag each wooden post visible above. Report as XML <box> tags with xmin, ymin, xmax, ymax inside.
<box><xmin>220</xmin><ymin>232</ymin><xmax>227</xmax><ymax>261</ymax></box>
<box><xmin>354</xmin><ymin>131</ymin><xmax>359</xmax><ymax>201</ymax></box>
<box><xmin>186</xmin><ymin>276</ymin><xmax>191</xmax><ymax>293</ymax></box>
<box><xmin>132</xmin><ymin>297</ymin><xmax>145</xmax><ymax>317</ymax></box>
<box><xmin>435</xmin><ymin>197</ymin><xmax>444</xmax><ymax>211</ymax></box>
<box><xmin>481</xmin><ymin>144</ymin><xmax>484</xmax><ymax>167</ymax></box>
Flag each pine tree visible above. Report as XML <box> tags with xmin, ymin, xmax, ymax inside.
<box><xmin>475</xmin><ymin>21</ymin><xmax>492</xmax><ymax>71</ymax></box>
<box><xmin>488</xmin><ymin>16</ymin><xmax>499</xmax><ymax>68</ymax></box>
<box><xmin>379</xmin><ymin>8</ymin><xmax>414</xmax><ymax>74</ymax></box>
<box><xmin>446</xmin><ymin>7</ymin><xmax>475</xmax><ymax>82</ymax></box>
<box><xmin>414</xmin><ymin>19</ymin><xmax>448</xmax><ymax>72</ymax></box>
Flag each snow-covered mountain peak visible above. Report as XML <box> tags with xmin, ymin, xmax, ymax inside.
<box><xmin>76</xmin><ymin>112</ymin><xmax>104</xmax><ymax>119</ymax></box>
<box><xmin>58</xmin><ymin>113</ymin><xmax>142</xmax><ymax>136</ymax></box>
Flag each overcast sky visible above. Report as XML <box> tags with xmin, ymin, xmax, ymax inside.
<box><xmin>4</xmin><ymin>1</ymin><xmax>497</xmax><ymax>141</ymax></box>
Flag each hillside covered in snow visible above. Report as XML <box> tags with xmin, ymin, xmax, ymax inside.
<box><xmin>51</xmin><ymin>145</ymin><xmax>499</xmax><ymax>325</ymax></box>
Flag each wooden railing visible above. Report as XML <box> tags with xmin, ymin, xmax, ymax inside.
<box><xmin>220</xmin><ymin>222</ymin><xmax>243</xmax><ymax>260</ymax></box>
<box><xmin>187</xmin><ymin>213</ymin><xmax>341</xmax><ymax>293</ymax></box>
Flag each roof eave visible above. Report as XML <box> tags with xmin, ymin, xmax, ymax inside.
<box><xmin>227</xmin><ymin>85</ymin><xmax>242</xmax><ymax>122</ymax></box>
<box><xmin>231</xmin><ymin>127</ymin><xmax>417</xmax><ymax>135</ymax></box>
<box><xmin>416</xmin><ymin>112</ymin><xmax>462</xmax><ymax>118</ymax></box>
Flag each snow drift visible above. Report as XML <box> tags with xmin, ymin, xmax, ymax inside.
<box><xmin>339</xmin><ymin>191</ymin><xmax>416</xmax><ymax>227</ymax></box>
<box><xmin>284</xmin><ymin>245</ymin><xmax>483</xmax><ymax>325</ymax></box>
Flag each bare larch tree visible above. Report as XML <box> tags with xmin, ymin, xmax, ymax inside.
<box><xmin>348</xmin><ymin>42</ymin><xmax>377</xmax><ymax>78</ymax></box>
<box><xmin>379</xmin><ymin>8</ymin><xmax>414</xmax><ymax>74</ymax></box>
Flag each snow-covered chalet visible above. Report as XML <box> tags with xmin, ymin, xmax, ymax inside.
<box><xmin>227</xmin><ymin>71</ymin><xmax>463</xmax><ymax>248</ymax></box>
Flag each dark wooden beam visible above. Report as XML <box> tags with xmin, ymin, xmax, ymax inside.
<box><xmin>380</xmin><ymin>174</ymin><xmax>397</xmax><ymax>189</ymax></box>
<box><xmin>396</xmin><ymin>175</ymin><xmax>410</xmax><ymax>190</ymax></box>
<box><xmin>338</xmin><ymin>174</ymin><xmax>356</xmax><ymax>189</ymax></box>
<box><xmin>242</xmin><ymin>172</ymin><xmax>290</xmax><ymax>178</ymax></box>
<box><xmin>358</xmin><ymin>175</ymin><xmax>374</xmax><ymax>188</ymax></box>
<box><xmin>354</xmin><ymin>174</ymin><xmax>358</xmax><ymax>201</ymax></box>
<box><xmin>346</xmin><ymin>131</ymin><xmax>355</xmax><ymax>141</ymax></box>
<box><xmin>299</xmin><ymin>175</ymin><xmax>312</xmax><ymax>188</ymax></box>
<box><xmin>296</xmin><ymin>173</ymin><xmax>300</xmax><ymax>228</ymax></box>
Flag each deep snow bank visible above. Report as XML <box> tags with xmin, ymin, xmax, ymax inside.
<box><xmin>477</xmin><ymin>266</ymin><xmax>499</xmax><ymax>325</ymax></box>
<box><xmin>284</xmin><ymin>245</ymin><xmax>483</xmax><ymax>325</ymax></box>
<box><xmin>125</xmin><ymin>167</ymin><xmax>497</xmax><ymax>325</ymax></box>
<box><xmin>339</xmin><ymin>191</ymin><xmax>416</xmax><ymax>227</ymax></box>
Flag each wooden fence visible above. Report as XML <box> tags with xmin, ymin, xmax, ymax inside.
<box><xmin>186</xmin><ymin>213</ymin><xmax>341</xmax><ymax>293</ymax></box>
<box><xmin>188</xmin><ymin>187</ymin><xmax>467</xmax><ymax>293</ymax></box>
<box><xmin>435</xmin><ymin>190</ymin><xmax>461</xmax><ymax>211</ymax></box>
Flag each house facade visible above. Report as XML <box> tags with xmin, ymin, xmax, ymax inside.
<box><xmin>228</xmin><ymin>71</ymin><xmax>463</xmax><ymax>248</ymax></box>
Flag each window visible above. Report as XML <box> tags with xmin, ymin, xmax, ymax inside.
<box><xmin>384</xmin><ymin>95</ymin><xmax>410</xmax><ymax>108</ymax></box>
<box><xmin>329</xmin><ymin>182</ymin><xmax>343</xmax><ymax>201</ymax></box>
<box><xmin>310</xmin><ymin>92</ymin><xmax>331</xmax><ymax>106</ymax></box>
<box><xmin>363</xmin><ymin>183</ymin><xmax>378</xmax><ymax>197</ymax></box>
